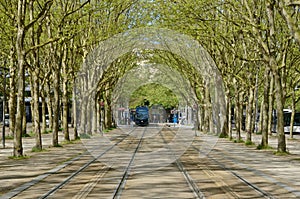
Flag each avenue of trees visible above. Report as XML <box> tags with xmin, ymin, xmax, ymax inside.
<box><xmin>0</xmin><ymin>0</ymin><xmax>299</xmax><ymax>157</ymax></box>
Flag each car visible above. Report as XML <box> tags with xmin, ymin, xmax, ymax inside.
<box><xmin>45</xmin><ymin>114</ymin><xmax>61</xmax><ymax>127</ymax></box>
<box><xmin>4</xmin><ymin>114</ymin><xmax>9</xmax><ymax>127</ymax></box>
<box><xmin>45</xmin><ymin>114</ymin><xmax>49</xmax><ymax>127</ymax></box>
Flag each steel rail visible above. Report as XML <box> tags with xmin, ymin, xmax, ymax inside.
<box><xmin>112</xmin><ymin>127</ymin><xmax>147</xmax><ymax>199</ymax></box>
<box><xmin>192</xmin><ymin>145</ymin><xmax>276</xmax><ymax>199</ymax></box>
<box><xmin>36</xmin><ymin>128</ymin><xmax>137</xmax><ymax>199</ymax></box>
<box><xmin>160</xmin><ymin>128</ymin><xmax>205</xmax><ymax>199</ymax></box>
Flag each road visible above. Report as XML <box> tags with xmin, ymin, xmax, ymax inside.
<box><xmin>0</xmin><ymin>124</ymin><xmax>300</xmax><ymax>198</ymax></box>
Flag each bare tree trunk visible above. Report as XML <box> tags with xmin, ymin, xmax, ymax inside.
<box><xmin>220</xmin><ymin>91</ymin><xmax>229</xmax><ymax>138</ymax></box>
<box><xmin>203</xmin><ymin>81</ymin><xmax>211</xmax><ymax>133</ymax></box>
<box><xmin>267</xmin><ymin>73</ymin><xmax>274</xmax><ymax>135</ymax></box>
<box><xmin>22</xmin><ymin>107</ymin><xmax>27</xmax><ymax>136</ymax></box>
<box><xmin>246</xmin><ymin>86</ymin><xmax>254</xmax><ymax>142</ymax></box>
<box><xmin>237</xmin><ymin>91</ymin><xmax>244</xmax><ymax>141</ymax></box>
<box><xmin>290</xmin><ymin>90</ymin><xmax>296</xmax><ymax>138</ymax></box>
<box><xmin>261</xmin><ymin>67</ymin><xmax>270</xmax><ymax>147</ymax></box>
<box><xmin>62</xmin><ymin>44</ymin><xmax>69</xmax><ymax>141</ymax></box>
<box><xmin>41</xmin><ymin>93</ymin><xmax>47</xmax><ymax>133</ymax></box>
<box><xmin>32</xmin><ymin>74</ymin><xmax>42</xmax><ymax>150</ymax></box>
<box><xmin>52</xmin><ymin>70</ymin><xmax>60</xmax><ymax>146</ymax></box>
<box><xmin>227</xmin><ymin>94</ymin><xmax>232</xmax><ymax>140</ymax></box>
<box><xmin>73</xmin><ymin>78</ymin><xmax>79</xmax><ymax>139</ymax></box>
<box><xmin>14</xmin><ymin>0</ymin><xmax>26</xmax><ymax>157</ymax></box>
<box><xmin>92</xmin><ymin>96</ymin><xmax>98</xmax><ymax>134</ymax></box>
<box><xmin>268</xmin><ymin>0</ymin><xmax>287</xmax><ymax>153</ymax></box>
<box><xmin>259</xmin><ymin>101</ymin><xmax>264</xmax><ymax>133</ymax></box>
<box><xmin>104</xmin><ymin>90</ymin><xmax>112</xmax><ymax>129</ymax></box>
<box><xmin>9</xmin><ymin>53</ymin><xmax>17</xmax><ymax>137</ymax></box>
<box><xmin>273</xmin><ymin>70</ymin><xmax>286</xmax><ymax>152</ymax></box>
<box><xmin>29</xmin><ymin>1</ymin><xmax>42</xmax><ymax>150</ymax></box>
<box><xmin>46</xmin><ymin>84</ymin><xmax>53</xmax><ymax>130</ymax></box>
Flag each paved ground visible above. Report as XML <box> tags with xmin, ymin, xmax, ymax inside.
<box><xmin>0</xmin><ymin>126</ymin><xmax>300</xmax><ymax>198</ymax></box>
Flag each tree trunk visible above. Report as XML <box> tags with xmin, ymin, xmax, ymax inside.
<box><xmin>9</xmin><ymin>51</ymin><xmax>17</xmax><ymax>137</ymax></box>
<box><xmin>29</xmin><ymin>1</ymin><xmax>42</xmax><ymax>150</ymax></box>
<box><xmin>227</xmin><ymin>94</ymin><xmax>232</xmax><ymax>140</ymax></box>
<box><xmin>46</xmin><ymin>87</ymin><xmax>53</xmax><ymax>130</ymax></box>
<box><xmin>104</xmin><ymin>90</ymin><xmax>112</xmax><ymax>129</ymax></box>
<box><xmin>203</xmin><ymin>81</ymin><xmax>211</xmax><ymax>133</ymax></box>
<box><xmin>290</xmin><ymin>90</ymin><xmax>296</xmax><ymax>138</ymax></box>
<box><xmin>246</xmin><ymin>86</ymin><xmax>254</xmax><ymax>142</ymax></box>
<box><xmin>52</xmin><ymin>70</ymin><xmax>60</xmax><ymax>146</ymax></box>
<box><xmin>92</xmin><ymin>96</ymin><xmax>98</xmax><ymax>134</ymax></box>
<box><xmin>274</xmin><ymin>70</ymin><xmax>286</xmax><ymax>152</ymax></box>
<box><xmin>261</xmin><ymin>67</ymin><xmax>270</xmax><ymax>147</ymax></box>
<box><xmin>73</xmin><ymin>78</ymin><xmax>79</xmax><ymax>139</ymax></box>
<box><xmin>259</xmin><ymin>101</ymin><xmax>264</xmax><ymax>134</ymax></box>
<box><xmin>22</xmin><ymin>107</ymin><xmax>27</xmax><ymax>136</ymax></box>
<box><xmin>41</xmin><ymin>94</ymin><xmax>47</xmax><ymax>133</ymax></box>
<box><xmin>14</xmin><ymin>0</ymin><xmax>26</xmax><ymax>157</ymax></box>
<box><xmin>62</xmin><ymin>44</ymin><xmax>70</xmax><ymax>141</ymax></box>
<box><xmin>267</xmin><ymin>73</ymin><xmax>274</xmax><ymax>135</ymax></box>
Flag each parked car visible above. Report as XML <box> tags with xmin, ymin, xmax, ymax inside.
<box><xmin>4</xmin><ymin>114</ymin><xmax>9</xmax><ymax>127</ymax></box>
<box><xmin>45</xmin><ymin>114</ymin><xmax>61</xmax><ymax>127</ymax></box>
<box><xmin>45</xmin><ymin>114</ymin><xmax>49</xmax><ymax>127</ymax></box>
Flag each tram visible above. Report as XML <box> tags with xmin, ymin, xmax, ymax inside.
<box><xmin>283</xmin><ymin>111</ymin><xmax>300</xmax><ymax>133</ymax></box>
<box><xmin>134</xmin><ymin>106</ymin><xmax>149</xmax><ymax>126</ymax></box>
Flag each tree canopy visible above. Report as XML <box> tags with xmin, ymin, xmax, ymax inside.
<box><xmin>0</xmin><ymin>0</ymin><xmax>299</xmax><ymax>156</ymax></box>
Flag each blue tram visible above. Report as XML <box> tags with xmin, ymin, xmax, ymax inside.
<box><xmin>134</xmin><ymin>106</ymin><xmax>149</xmax><ymax>126</ymax></box>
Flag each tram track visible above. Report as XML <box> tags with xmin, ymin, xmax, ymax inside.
<box><xmin>112</xmin><ymin>127</ymin><xmax>147</xmax><ymax>198</ymax></box>
<box><xmin>166</xmin><ymin>128</ymin><xmax>281</xmax><ymax>198</ymax></box>
<box><xmin>159</xmin><ymin>128</ymin><xmax>205</xmax><ymax>199</ymax></box>
<box><xmin>3</xmin><ymin>128</ymin><xmax>137</xmax><ymax>199</ymax></box>
<box><xmin>3</xmin><ymin>126</ymin><xmax>297</xmax><ymax>198</ymax></box>
<box><xmin>191</xmin><ymin>136</ymin><xmax>300</xmax><ymax>198</ymax></box>
<box><xmin>190</xmin><ymin>144</ymin><xmax>275</xmax><ymax>199</ymax></box>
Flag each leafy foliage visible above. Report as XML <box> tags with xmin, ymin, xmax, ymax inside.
<box><xmin>129</xmin><ymin>83</ymin><xmax>179</xmax><ymax>109</ymax></box>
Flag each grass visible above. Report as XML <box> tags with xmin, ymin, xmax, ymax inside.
<box><xmin>274</xmin><ymin>150</ymin><xmax>290</xmax><ymax>156</ymax></box>
<box><xmin>80</xmin><ymin>133</ymin><xmax>91</xmax><ymax>139</ymax></box>
<box><xmin>31</xmin><ymin>146</ymin><xmax>47</xmax><ymax>152</ymax></box>
<box><xmin>8</xmin><ymin>154</ymin><xmax>31</xmax><ymax>160</ymax></box>
<box><xmin>103</xmin><ymin>127</ymin><xmax>116</xmax><ymax>133</ymax></box>
<box><xmin>256</xmin><ymin>144</ymin><xmax>273</xmax><ymax>150</ymax></box>
<box><xmin>43</xmin><ymin>130</ymin><xmax>52</xmax><ymax>134</ymax></box>
<box><xmin>233</xmin><ymin>139</ymin><xmax>244</xmax><ymax>143</ymax></box>
<box><xmin>245</xmin><ymin>140</ymin><xmax>255</xmax><ymax>146</ymax></box>
<box><xmin>5</xmin><ymin>135</ymin><xmax>14</xmax><ymax>139</ymax></box>
<box><xmin>218</xmin><ymin>133</ymin><xmax>228</xmax><ymax>138</ymax></box>
<box><xmin>53</xmin><ymin>144</ymin><xmax>63</xmax><ymax>148</ymax></box>
<box><xmin>22</xmin><ymin>133</ymin><xmax>32</xmax><ymax>137</ymax></box>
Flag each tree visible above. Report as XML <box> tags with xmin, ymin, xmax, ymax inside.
<box><xmin>14</xmin><ymin>0</ymin><xmax>53</xmax><ymax>156</ymax></box>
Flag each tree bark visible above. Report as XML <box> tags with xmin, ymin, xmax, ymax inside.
<box><xmin>267</xmin><ymin>72</ymin><xmax>274</xmax><ymax>135</ymax></box>
<box><xmin>14</xmin><ymin>0</ymin><xmax>26</xmax><ymax>157</ymax></box>
<box><xmin>227</xmin><ymin>93</ymin><xmax>232</xmax><ymax>140</ymax></box>
<box><xmin>52</xmin><ymin>70</ymin><xmax>60</xmax><ymax>146</ymax></box>
<box><xmin>273</xmin><ymin>70</ymin><xmax>286</xmax><ymax>152</ymax></box>
<box><xmin>261</xmin><ymin>67</ymin><xmax>270</xmax><ymax>147</ymax></box>
<box><xmin>9</xmin><ymin>49</ymin><xmax>17</xmax><ymax>137</ymax></box>
<box><xmin>41</xmin><ymin>93</ymin><xmax>47</xmax><ymax>133</ymax></box>
<box><xmin>290</xmin><ymin>92</ymin><xmax>295</xmax><ymax>139</ymax></box>
<box><xmin>62</xmin><ymin>44</ymin><xmax>69</xmax><ymax>141</ymax></box>
<box><xmin>29</xmin><ymin>1</ymin><xmax>42</xmax><ymax>150</ymax></box>
<box><xmin>32</xmin><ymin>73</ymin><xmax>42</xmax><ymax>150</ymax></box>
<box><xmin>246</xmin><ymin>86</ymin><xmax>254</xmax><ymax>142</ymax></box>
<box><xmin>73</xmin><ymin>78</ymin><xmax>79</xmax><ymax>139</ymax></box>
